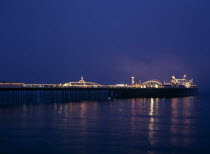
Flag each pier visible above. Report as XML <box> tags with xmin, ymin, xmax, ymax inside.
<box><xmin>0</xmin><ymin>75</ymin><xmax>199</xmax><ymax>104</ymax></box>
<box><xmin>0</xmin><ymin>87</ymin><xmax>198</xmax><ymax>104</ymax></box>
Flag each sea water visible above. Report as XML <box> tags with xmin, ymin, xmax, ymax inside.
<box><xmin>0</xmin><ymin>96</ymin><xmax>209</xmax><ymax>153</ymax></box>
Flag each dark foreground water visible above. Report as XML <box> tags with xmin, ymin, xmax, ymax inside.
<box><xmin>0</xmin><ymin>96</ymin><xmax>210</xmax><ymax>154</ymax></box>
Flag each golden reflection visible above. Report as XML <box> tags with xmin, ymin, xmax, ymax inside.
<box><xmin>148</xmin><ymin>98</ymin><xmax>159</xmax><ymax>146</ymax></box>
<box><xmin>130</xmin><ymin>98</ymin><xmax>147</xmax><ymax>136</ymax></box>
<box><xmin>130</xmin><ymin>98</ymin><xmax>136</xmax><ymax>136</ymax></box>
<box><xmin>170</xmin><ymin>97</ymin><xmax>197</xmax><ymax>147</ymax></box>
<box><xmin>53</xmin><ymin>101</ymin><xmax>99</xmax><ymax>146</ymax></box>
<box><xmin>130</xmin><ymin>98</ymin><xmax>160</xmax><ymax>146</ymax></box>
<box><xmin>80</xmin><ymin>102</ymin><xmax>87</xmax><ymax>119</ymax></box>
<box><xmin>149</xmin><ymin>98</ymin><xmax>154</xmax><ymax>116</ymax></box>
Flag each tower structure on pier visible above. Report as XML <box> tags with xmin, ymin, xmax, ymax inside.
<box><xmin>131</xmin><ymin>76</ymin><xmax>135</xmax><ymax>85</ymax></box>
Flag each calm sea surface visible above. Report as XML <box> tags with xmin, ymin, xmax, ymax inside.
<box><xmin>0</xmin><ymin>96</ymin><xmax>210</xmax><ymax>153</ymax></box>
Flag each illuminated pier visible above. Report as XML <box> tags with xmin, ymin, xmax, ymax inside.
<box><xmin>0</xmin><ymin>75</ymin><xmax>197</xmax><ymax>89</ymax></box>
<box><xmin>0</xmin><ymin>75</ymin><xmax>198</xmax><ymax>103</ymax></box>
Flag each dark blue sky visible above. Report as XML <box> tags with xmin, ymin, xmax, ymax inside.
<box><xmin>0</xmin><ymin>0</ymin><xmax>210</xmax><ymax>91</ymax></box>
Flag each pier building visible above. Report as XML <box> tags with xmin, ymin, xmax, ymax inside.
<box><xmin>63</xmin><ymin>76</ymin><xmax>103</xmax><ymax>88</ymax></box>
<box><xmin>171</xmin><ymin>75</ymin><xmax>193</xmax><ymax>88</ymax></box>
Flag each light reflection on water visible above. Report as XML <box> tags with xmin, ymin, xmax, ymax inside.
<box><xmin>0</xmin><ymin>96</ymin><xmax>209</xmax><ymax>153</ymax></box>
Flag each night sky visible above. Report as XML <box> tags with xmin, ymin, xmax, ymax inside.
<box><xmin>0</xmin><ymin>0</ymin><xmax>210</xmax><ymax>92</ymax></box>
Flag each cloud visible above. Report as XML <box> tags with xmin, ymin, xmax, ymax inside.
<box><xmin>114</xmin><ymin>53</ymin><xmax>191</xmax><ymax>82</ymax></box>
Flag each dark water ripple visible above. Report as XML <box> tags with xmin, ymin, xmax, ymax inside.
<box><xmin>0</xmin><ymin>96</ymin><xmax>210</xmax><ymax>153</ymax></box>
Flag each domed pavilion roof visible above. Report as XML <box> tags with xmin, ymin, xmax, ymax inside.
<box><xmin>63</xmin><ymin>76</ymin><xmax>102</xmax><ymax>87</ymax></box>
